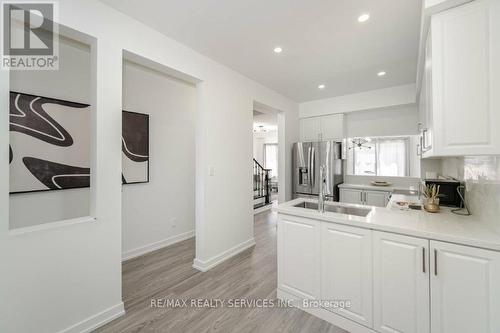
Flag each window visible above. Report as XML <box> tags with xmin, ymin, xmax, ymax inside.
<box><xmin>353</xmin><ymin>141</ymin><xmax>376</xmax><ymax>175</ymax></box>
<box><xmin>377</xmin><ymin>139</ymin><xmax>408</xmax><ymax>177</ymax></box>
<box><xmin>264</xmin><ymin>144</ymin><xmax>278</xmax><ymax>178</ymax></box>
<box><xmin>352</xmin><ymin>137</ymin><xmax>409</xmax><ymax>177</ymax></box>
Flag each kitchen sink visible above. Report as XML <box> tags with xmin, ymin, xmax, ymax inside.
<box><xmin>293</xmin><ymin>201</ymin><xmax>372</xmax><ymax>217</ymax></box>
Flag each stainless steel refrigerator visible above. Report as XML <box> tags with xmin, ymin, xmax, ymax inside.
<box><xmin>292</xmin><ymin>141</ymin><xmax>344</xmax><ymax>201</ymax></box>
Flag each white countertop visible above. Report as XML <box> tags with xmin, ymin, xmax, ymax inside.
<box><xmin>338</xmin><ymin>183</ymin><xmax>416</xmax><ymax>192</ymax></box>
<box><xmin>277</xmin><ymin>197</ymin><xmax>500</xmax><ymax>252</ymax></box>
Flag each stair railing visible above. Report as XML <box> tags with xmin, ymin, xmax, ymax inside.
<box><xmin>253</xmin><ymin>158</ymin><xmax>271</xmax><ymax>206</ymax></box>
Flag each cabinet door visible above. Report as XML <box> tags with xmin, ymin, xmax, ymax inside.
<box><xmin>320</xmin><ymin>114</ymin><xmax>344</xmax><ymax>141</ymax></box>
<box><xmin>431</xmin><ymin>0</ymin><xmax>500</xmax><ymax>156</ymax></box>
<box><xmin>422</xmin><ymin>29</ymin><xmax>434</xmax><ymax>156</ymax></box>
<box><xmin>299</xmin><ymin>117</ymin><xmax>321</xmax><ymax>142</ymax></box>
<box><xmin>418</xmin><ymin>72</ymin><xmax>427</xmax><ymax>130</ymax></box>
<box><xmin>339</xmin><ymin>188</ymin><xmax>363</xmax><ymax>205</ymax></box>
<box><xmin>364</xmin><ymin>190</ymin><xmax>390</xmax><ymax>207</ymax></box>
<box><xmin>430</xmin><ymin>241</ymin><xmax>500</xmax><ymax>333</ymax></box>
<box><xmin>277</xmin><ymin>215</ymin><xmax>320</xmax><ymax>299</ymax></box>
<box><xmin>321</xmin><ymin>223</ymin><xmax>373</xmax><ymax>327</ymax></box>
<box><xmin>373</xmin><ymin>232</ymin><xmax>430</xmax><ymax>333</ymax></box>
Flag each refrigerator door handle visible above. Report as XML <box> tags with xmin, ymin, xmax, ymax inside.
<box><xmin>310</xmin><ymin>147</ymin><xmax>316</xmax><ymax>188</ymax></box>
<box><xmin>307</xmin><ymin>147</ymin><xmax>312</xmax><ymax>188</ymax></box>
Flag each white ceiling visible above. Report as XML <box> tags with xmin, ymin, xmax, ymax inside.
<box><xmin>253</xmin><ymin>110</ymin><xmax>277</xmax><ymax>132</ymax></box>
<box><xmin>101</xmin><ymin>0</ymin><xmax>422</xmax><ymax>102</ymax></box>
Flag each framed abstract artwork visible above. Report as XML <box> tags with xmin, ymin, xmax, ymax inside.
<box><xmin>9</xmin><ymin>91</ymin><xmax>91</xmax><ymax>194</ymax></box>
<box><xmin>122</xmin><ymin>110</ymin><xmax>149</xmax><ymax>184</ymax></box>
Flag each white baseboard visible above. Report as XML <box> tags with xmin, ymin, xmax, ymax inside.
<box><xmin>192</xmin><ymin>238</ymin><xmax>256</xmax><ymax>272</ymax></box>
<box><xmin>277</xmin><ymin>289</ymin><xmax>375</xmax><ymax>333</ymax></box>
<box><xmin>254</xmin><ymin>204</ymin><xmax>273</xmax><ymax>215</ymax></box>
<box><xmin>122</xmin><ymin>230</ymin><xmax>195</xmax><ymax>261</ymax></box>
<box><xmin>57</xmin><ymin>302</ymin><xmax>125</xmax><ymax>333</ymax></box>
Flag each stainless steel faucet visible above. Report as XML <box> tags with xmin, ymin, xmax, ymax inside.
<box><xmin>318</xmin><ymin>165</ymin><xmax>326</xmax><ymax>213</ymax></box>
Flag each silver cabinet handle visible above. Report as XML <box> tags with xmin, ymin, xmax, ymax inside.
<box><xmin>360</xmin><ymin>191</ymin><xmax>363</xmax><ymax>203</ymax></box>
<box><xmin>422</xmin><ymin>247</ymin><xmax>426</xmax><ymax>273</ymax></box>
<box><xmin>422</xmin><ymin>129</ymin><xmax>431</xmax><ymax>151</ymax></box>
<box><xmin>419</xmin><ymin>135</ymin><xmax>425</xmax><ymax>156</ymax></box>
<box><xmin>434</xmin><ymin>249</ymin><xmax>438</xmax><ymax>276</ymax></box>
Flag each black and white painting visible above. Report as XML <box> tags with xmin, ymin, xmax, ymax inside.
<box><xmin>122</xmin><ymin>111</ymin><xmax>149</xmax><ymax>184</ymax></box>
<box><xmin>9</xmin><ymin>92</ymin><xmax>91</xmax><ymax>194</ymax></box>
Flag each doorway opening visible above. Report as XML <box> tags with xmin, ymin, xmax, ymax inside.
<box><xmin>253</xmin><ymin>109</ymin><xmax>278</xmax><ymax>212</ymax></box>
<box><xmin>121</xmin><ymin>50</ymin><xmax>198</xmax><ymax>261</ymax></box>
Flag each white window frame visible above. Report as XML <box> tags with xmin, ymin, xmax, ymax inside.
<box><xmin>352</xmin><ymin>137</ymin><xmax>410</xmax><ymax>177</ymax></box>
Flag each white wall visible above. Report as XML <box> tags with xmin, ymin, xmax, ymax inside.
<box><xmin>0</xmin><ymin>1</ymin><xmax>299</xmax><ymax>333</ymax></box>
<box><xmin>302</xmin><ymin>101</ymin><xmax>421</xmax><ymax>182</ymax></box>
<box><xmin>345</xmin><ymin>104</ymin><xmax>419</xmax><ymax>137</ymax></box>
<box><xmin>9</xmin><ymin>37</ymin><xmax>91</xmax><ymax>228</ymax></box>
<box><xmin>299</xmin><ymin>83</ymin><xmax>416</xmax><ymax>118</ymax></box>
<box><xmin>345</xmin><ymin>105</ymin><xmax>421</xmax><ymax>179</ymax></box>
<box><xmin>121</xmin><ymin>60</ymin><xmax>196</xmax><ymax>259</ymax></box>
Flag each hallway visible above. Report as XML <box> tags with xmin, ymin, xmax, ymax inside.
<box><xmin>95</xmin><ymin>210</ymin><xmax>346</xmax><ymax>332</ymax></box>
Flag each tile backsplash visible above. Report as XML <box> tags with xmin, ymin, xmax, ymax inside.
<box><xmin>441</xmin><ymin>156</ymin><xmax>500</xmax><ymax>232</ymax></box>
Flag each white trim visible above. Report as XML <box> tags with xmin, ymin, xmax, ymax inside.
<box><xmin>57</xmin><ymin>302</ymin><xmax>125</xmax><ymax>333</ymax></box>
<box><xmin>254</xmin><ymin>204</ymin><xmax>273</xmax><ymax>215</ymax></box>
<box><xmin>122</xmin><ymin>230</ymin><xmax>195</xmax><ymax>261</ymax></box>
<box><xmin>277</xmin><ymin>289</ymin><xmax>375</xmax><ymax>333</ymax></box>
<box><xmin>193</xmin><ymin>238</ymin><xmax>256</xmax><ymax>272</ymax></box>
<box><xmin>9</xmin><ymin>216</ymin><xmax>96</xmax><ymax>236</ymax></box>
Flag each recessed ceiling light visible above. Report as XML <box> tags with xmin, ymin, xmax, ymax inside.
<box><xmin>318</xmin><ymin>84</ymin><xmax>326</xmax><ymax>89</ymax></box>
<box><xmin>273</xmin><ymin>47</ymin><xmax>282</xmax><ymax>53</ymax></box>
<box><xmin>377</xmin><ymin>71</ymin><xmax>386</xmax><ymax>77</ymax></box>
<box><xmin>358</xmin><ymin>13</ymin><xmax>370</xmax><ymax>23</ymax></box>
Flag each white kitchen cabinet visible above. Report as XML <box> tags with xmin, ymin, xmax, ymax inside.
<box><xmin>340</xmin><ymin>188</ymin><xmax>390</xmax><ymax>207</ymax></box>
<box><xmin>299</xmin><ymin>117</ymin><xmax>321</xmax><ymax>142</ymax></box>
<box><xmin>278</xmin><ymin>210</ymin><xmax>500</xmax><ymax>333</ymax></box>
<box><xmin>299</xmin><ymin>114</ymin><xmax>345</xmax><ymax>142</ymax></box>
<box><xmin>320</xmin><ymin>114</ymin><xmax>344</xmax><ymax>140</ymax></box>
<box><xmin>421</xmin><ymin>0</ymin><xmax>500</xmax><ymax>157</ymax></box>
<box><xmin>364</xmin><ymin>190</ymin><xmax>390</xmax><ymax>207</ymax></box>
<box><xmin>421</xmin><ymin>28</ymin><xmax>434</xmax><ymax>156</ymax></box>
<box><xmin>430</xmin><ymin>241</ymin><xmax>500</xmax><ymax>333</ymax></box>
<box><xmin>373</xmin><ymin>232</ymin><xmax>430</xmax><ymax>333</ymax></box>
<box><xmin>277</xmin><ymin>215</ymin><xmax>320</xmax><ymax>300</ymax></box>
<box><xmin>339</xmin><ymin>188</ymin><xmax>363</xmax><ymax>205</ymax></box>
<box><xmin>321</xmin><ymin>223</ymin><xmax>373</xmax><ymax>327</ymax></box>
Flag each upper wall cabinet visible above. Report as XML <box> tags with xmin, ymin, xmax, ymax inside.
<box><xmin>300</xmin><ymin>117</ymin><xmax>321</xmax><ymax>142</ymax></box>
<box><xmin>419</xmin><ymin>0</ymin><xmax>500</xmax><ymax>157</ymax></box>
<box><xmin>299</xmin><ymin>114</ymin><xmax>345</xmax><ymax>142</ymax></box>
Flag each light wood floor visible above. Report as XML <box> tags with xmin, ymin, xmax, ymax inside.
<box><xmin>94</xmin><ymin>210</ymin><xmax>347</xmax><ymax>333</ymax></box>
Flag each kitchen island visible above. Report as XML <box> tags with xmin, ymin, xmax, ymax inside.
<box><xmin>276</xmin><ymin>198</ymin><xmax>500</xmax><ymax>333</ymax></box>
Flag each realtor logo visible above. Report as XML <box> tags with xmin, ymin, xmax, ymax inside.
<box><xmin>1</xmin><ymin>1</ymin><xmax>59</xmax><ymax>70</ymax></box>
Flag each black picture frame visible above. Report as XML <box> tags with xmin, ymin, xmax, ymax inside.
<box><xmin>122</xmin><ymin>110</ymin><xmax>150</xmax><ymax>185</ymax></box>
<box><xmin>9</xmin><ymin>91</ymin><xmax>91</xmax><ymax>195</ymax></box>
